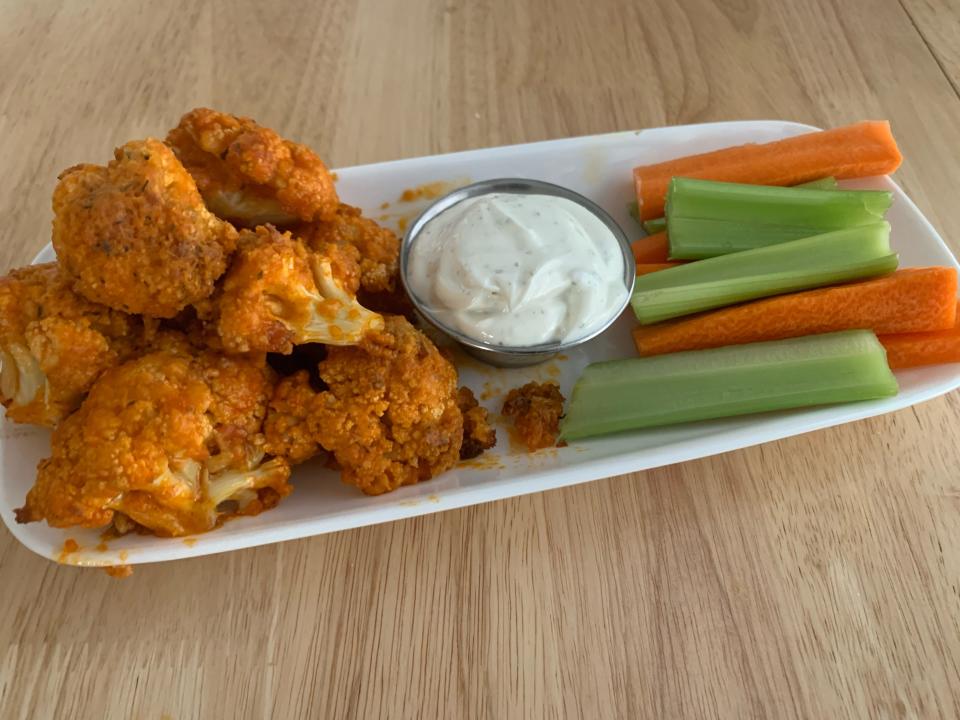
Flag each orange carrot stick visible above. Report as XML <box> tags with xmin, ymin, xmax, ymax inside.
<box><xmin>633</xmin><ymin>267</ymin><xmax>957</xmax><ymax>357</ymax></box>
<box><xmin>636</xmin><ymin>262</ymin><xmax>683</xmax><ymax>276</ymax></box>
<box><xmin>879</xmin><ymin>302</ymin><xmax>960</xmax><ymax>369</ymax></box>
<box><xmin>632</xmin><ymin>121</ymin><xmax>903</xmax><ymax>220</ymax></box>
<box><xmin>631</xmin><ymin>231</ymin><xmax>670</xmax><ymax>263</ymax></box>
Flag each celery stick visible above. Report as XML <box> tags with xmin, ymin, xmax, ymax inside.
<box><xmin>668</xmin><ymin>217</ymin><xmax>825</xmax><ymax>258</ymax></box>
<box><xmin>627</xmin><ymin>201</ymin><xmax>641</xmax><ymax>225</ymax></box>
<box><xmin>667</xmin><ymin>178</ymin><xmax>891</xmax><ymax>225</ymax></box>
<box><xmin>638</xmin><ymin>178</ymin><xmax>836</xmax><ymax>238</ymax></box>
<box><xmin>630</xmin><ymin>177</ymin><xmax>838</xmax><ymax>239</ymax></box>
<box><xmin>796</xmin><ymin>176</ymin><xmax>838</xmax><ymax>190</ymax></box>
<box><xmin>559</xmin><ymin>330</ymin><xmax>898</xmax><ymax>441</ymax></box>
<box><xmin>666</xmin><ymin>177</ymin><xmax>892</xmax><ymax>259</ymax></box>
<box><xmin>642</xmin><ymin>217</ymin><xmax>667</xmax><ymax>234</ymax></box>
<box><xmin>631</xmin><ymin>223</ymin><xmax>897</xmax><ymax>324</ymax></box>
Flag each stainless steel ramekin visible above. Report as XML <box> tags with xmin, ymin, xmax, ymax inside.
<box><xmin>400</xmin><ymin>178</ymin><xmax>636</xmax><ymax>367</ymax></box>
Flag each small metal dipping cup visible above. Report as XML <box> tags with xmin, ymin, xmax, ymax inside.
<box><xmin>400</xmin><ymin>178</ymin><xmax>636</xmax><ymax>368</ymax></box>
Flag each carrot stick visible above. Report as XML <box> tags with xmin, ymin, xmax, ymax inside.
<box><xmin>636</xmin><ymin>262</ymin><xmax>683</xmax><ymax>276</ymax></box>
<box><xmin>632</xmin><ymin>121</ymin><xmax>902</xmax><ymax>220</ymax></box>
<box><xmin>633</xmin><ymin>267</ymin><xmax>957</xmax><ymax>357</ymax></box>
<box><xmin>631</xmin><ymin>231</ymin><xmax>670</xmax><ymax>263</ymax></box>
<box><xmin>879</xmin><ymin>302</ymin><xmax>960</xmax><ymax>369</ymax></box>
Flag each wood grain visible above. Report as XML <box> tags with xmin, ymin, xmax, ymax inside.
<box><xmin>900</xmin><ymin>0</ymin><xmax>960</xmax><ymax>96</ymax></box>
<box><xmin>2</xmin><ymin>0</ymin><xmax>960</xmax><ymax>718</ymax></box>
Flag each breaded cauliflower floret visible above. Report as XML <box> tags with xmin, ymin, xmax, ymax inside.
<box><xmin>216</xmin><ymin>225</ymin><xmax>383</xmax><ymax>354</ymax></box>
<box><xmin>0</xmin><ymin>263</ymin><xmax>142</xmax><ymax>426</ymax></box>
<box><xmin>52</xmin><ymin>139</ymin><xmax>238</xmax><ymax>317</ymax></box>
<box><xmin>201</xmin><ymin>348</ymin><xmax>277</xmax><ymax>473</ymax></box>
<box><xmin>299</xmin><ymin>204</ymin><xmax>400</xmax><ymax>296</ymax></box>
<box><xmin>456</xmin><ymin>387</ymin><xmax>497</xmax><ymax>460</ymax></box>
<box><xmin>167</xmin><ymin>108</ymin><xmax>339</xmax><ymax>226</ymax></box>
<box><xmin>502</xmin><ymin>381</ymin><xmax>565</xmax><ymax>452</ymax></box>
<box><xmin>14</xmin><ymin>349</ymin><xmax>290</xmax><ymax>536</ymax></box>
<box><xmin>311</xmin><ymin>316</ymin><xmax>463</xmax><ymax>495</ymax></box>
<box><xmin>263</xmin><ymin>370</ymin><xmax>324</xmax><ymax>465</ymax></box>
<box><xmin>156</xmin><ymin>301</ymin><xmax>227</xmax><ymax>353</ymax></box>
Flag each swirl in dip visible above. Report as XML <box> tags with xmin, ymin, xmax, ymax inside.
<box><xmin>406</xmin><ymin>192</ymin><xmax>629</xmax><ymax>347</ymax></box>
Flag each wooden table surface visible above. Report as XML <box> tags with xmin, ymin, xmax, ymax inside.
<box><xmin>2</xmin><ymin>1</ymin><xmax>960</xmax><ymax>718</ymax></box>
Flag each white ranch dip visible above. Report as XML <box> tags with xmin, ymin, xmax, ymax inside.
<box><xmin>407</xmin><ymin>192</ymin><xmax>627</xmax><ymax>347</ymax></box>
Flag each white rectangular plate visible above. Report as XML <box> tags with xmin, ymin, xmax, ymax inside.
<box><xmin>4</xmin><ymin>120</ymin><xmax>959</xmax><ymax>568</ymax></box>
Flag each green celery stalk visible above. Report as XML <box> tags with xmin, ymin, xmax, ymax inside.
<box><xmin>667</xmin><ymin>217</ymin><xmax>825</xmax><ymax>258</ymax></box>
<box><xmin>559</xmin><ymin>330</ymin><xmax>898</xmax><ymax>441</ymax></box>
<box><xmin>635</xmin><ymin>179</ymin><xmax>837</xmax><ymax>239</ymax></box>
<box><xmin>631</xmin><ymin>223</ymin><xmax>897</xmax><ymax>324</ymax></box>
<box><xmin>667</xmin><ymin>177</ymin><xmax>891</xmax><ymax>225</ymax></box>
<box><xmin>642</xmin><ymin>217</ymin><xmax>667</xmax><ymax>234</ymax></box>
<box><xmin>666</xmin><ymin>177</ymin><xmax>892</xmax><ymax>259</ymax></box>
<box><xmin>797</xmin><ymin>176</ymin><xmax>839</xmax><ymax>190</ymax></box>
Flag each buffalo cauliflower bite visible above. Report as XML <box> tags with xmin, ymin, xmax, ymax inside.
<box><xmin>216</xmin><ymin>225</ymin><xmax>383</xmax><ymax>354</ymax></box>
<box><xmin>14</xmin><ymin>349</ymin><xmax>290</xmax><ymax>536</ymax></box>
<box><xmin>501</xmin><ymin>381</ymin><xmax>565</xmax><ymax>452</ymax></box>
<box><xmin>263</xmin><ymin>370</ymin><xmax>324</xmax><ymax>465</ymax></box>
<box><xmin>52</xmin><ymin>139</ymin><xmax>238</xmax><ymax>317</ymax></box>
<box><xmin>166</xmin><ymin>108</ymin><xmax>339</xmax><ymax>226</ymax></box>
<box><xmin>158</xmin><ymin>299</ymin><xmax>229</xmax><ymax>353</ymax></box>
<box><xmin>456</xmin><ymin>387</ymin><xmax>497</xmax><ymax>459</ymax></box>
<box><xmin>299</xmin><ymin>204</ymin><xmax>400</xmax><ymax>295</ymax></box>
<box><xmin>201</xmin><ymin>348</ymin><xmax>277</xmax><ymax>473</ymax></box>
<box><xmin>0</xmin><ymin>263</ymin><xmax>142</xmax><ymax>426</ymax></box>
<box><xmin>312</xmin><ymin>315</ymin><xmax>463</xmax><ymax>495</ymax></box>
